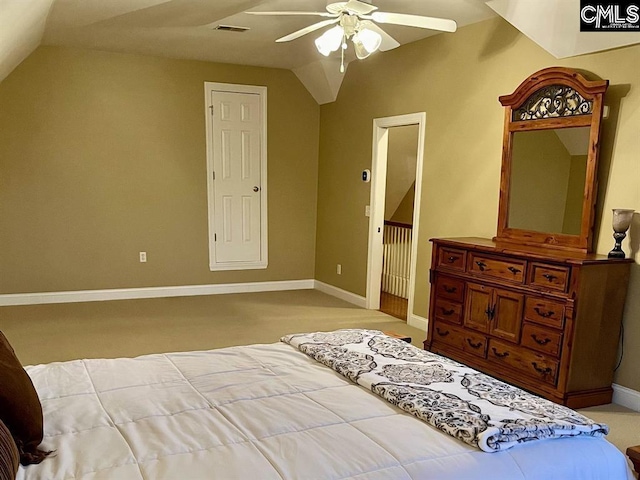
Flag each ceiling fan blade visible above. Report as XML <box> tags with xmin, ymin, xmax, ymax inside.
<box><xmin>246</xmin><ymin>11</ymin><xmax>337</xmax><ymax>17</ymax></box>
<box><xmin>343</xmin><ymin>0</ymin><xmax>378</xmax><ymax>15</ymax></box>
<box><xmin>370</xmin><ymin>12</ymin><xmax>457</xmax><ymax>32</ymax></box>
<box><xmin>276</xmin><ymin>18</ymin><xmax>340</xmax><ymax>43</ymax></box>
<box><xmin>359</xmin><ymin>21</ymin><xmax>400</xmax><ymax>51</ymax></box>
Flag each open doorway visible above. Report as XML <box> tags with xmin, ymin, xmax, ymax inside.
<box><xmin>366</xmin><ymin>113</ymin><xmax>426</xmax><ymax>329</ymax></box>
<box><xmin>380</xmin><ymin>125</ymin><xmax>418</xmax><ymax>320</ymax></box>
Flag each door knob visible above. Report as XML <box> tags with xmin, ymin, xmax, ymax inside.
<box><xmin>253</xmin><ymin>186</ymin><xmax>260</xmax><ymax>192</ymax></box>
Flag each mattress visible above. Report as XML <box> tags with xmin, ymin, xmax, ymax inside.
<box><xmin>18</xmin><ymin>341</ymin><xmax>633</xmax><ymax>480</ymax></box>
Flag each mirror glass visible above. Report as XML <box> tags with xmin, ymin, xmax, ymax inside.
<box><xmin>508</xmin><ymin>126</ymin><xmax>590</xmax><ymax>235</ymax></box>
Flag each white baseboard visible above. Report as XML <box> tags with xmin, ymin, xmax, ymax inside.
<box><xmin>314</xmin><ymin>281</ymin><xmax>366</xmax><ymax>308</ymax></box>
<box><xmin>612</xmin><ymin>383</ymin><xmax>640</xmax><ymax>412</ymax></box>
<box><xmin>0</xmin><ymin>280</ymin><xmax>315</xmax><ymax>306</ymax></box>
<box><xmin>409</xmin><ymin>314</ymin><xmax>428</xmax><ymax>332</ymax></box>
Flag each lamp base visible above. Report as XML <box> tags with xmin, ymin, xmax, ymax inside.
<box><xmin>608</xmin><ymin>249</ymin><xmax>626</xmax><ymax>259</ymax></box>
<box><xmin>608</xmin><ymin>232</ymin><xmax>627</xmax><ymax>259</ymax></box>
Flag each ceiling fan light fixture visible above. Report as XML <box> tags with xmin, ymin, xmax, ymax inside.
<box><xmin>353</xmin><ymin>27</ymin><xmax>381</xmax><ymax>54</ymax></box>
<box><xmin>353</xmin><ymin>39</ymin><xmax>371</xmax><ymax>59</ymax></box>
<box><xmin>315</xmin><ymin>25</ymin><xmax>344</xmax><ymax>56</ymax></box>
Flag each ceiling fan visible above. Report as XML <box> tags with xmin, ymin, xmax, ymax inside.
<box><xmin>247</xmin><ymin>1</ymin><xmax>457</xmax><ymax>72</ymax></box>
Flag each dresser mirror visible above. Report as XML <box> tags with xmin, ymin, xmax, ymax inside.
<box><xmin>496</xmin><ymin>67</ymin><xmax>609</xmax><ymax>252</ymax></box>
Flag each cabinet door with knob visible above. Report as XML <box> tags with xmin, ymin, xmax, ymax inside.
<box><xmin>465</xmin><ymin>283</ymin><xmax>523</xmax><ymax>342</ymax></box>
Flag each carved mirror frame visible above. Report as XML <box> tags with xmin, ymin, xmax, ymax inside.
<box><xmin>495</xmin><ymin>67</ymin><xmax>608</xmax><ymax>253</ymax></box>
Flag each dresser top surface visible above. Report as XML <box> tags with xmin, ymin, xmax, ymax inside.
<box><xmin>431</xmin><ymin>237</ymin><xmax>634</xmax><ymax>265</ymax></box>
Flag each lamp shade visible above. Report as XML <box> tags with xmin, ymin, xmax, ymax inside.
<box><xmin>612</xmin><ymin>209</ymin><xmax>635</xmax><ymax>233</ymax></box>
<box><xmin>355</xmin><ymin>27</ymin><xmax>382</xmax><ymax>53</ymax></box>
<box><xmin>352</xmin><ymin>39</ymin><xmax>371</xmax><ymax>59</ymax></box>
<box><xmin>315</xmin><ymin>25</ymin><xmax>344</xmax><ymax>56</ymax></box>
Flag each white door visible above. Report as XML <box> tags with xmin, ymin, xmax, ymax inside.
<box><xmin>206</xmin><ymin>83</ymin><xmax>267</xmax><ymax>270</ymax></box>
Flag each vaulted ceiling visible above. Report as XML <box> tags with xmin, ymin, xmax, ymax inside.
<box><xmin>1</xmin><ymin>1</ymin><xmax>639</xmax><ymax>104</ymax></box>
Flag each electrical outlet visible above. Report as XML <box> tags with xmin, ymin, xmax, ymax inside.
<box><xmin>365</xmin><ymin>205</ymin><xmax>370</xmax><ymax>217</ymax></box>
<box><xmin>139</xmin><ymin>251</ymin><xmax>147</xmax><ymax>263</ymax></box>
<box><xmin>337</xmin><ymin>264</ymin><xmax>342</xmax><ymax>275</ymax></box>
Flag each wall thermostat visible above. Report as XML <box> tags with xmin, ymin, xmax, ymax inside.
<box><xmin>362</xmin><ymin>169</ymin><xmax>371</xmax><ymax>182</ymax></box>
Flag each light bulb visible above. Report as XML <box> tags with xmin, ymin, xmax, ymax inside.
<box><xmin>353</xmin><ymin>28</ymin><xmax>381</xmax><ymax>54</ymax></box>
<box><xmin>353</xmin><ymin>39</ymin><xmax>371</xmax><ymax>59</ymax></box>
<box><xmin>315</xmin><ymin>25</ymin><xmax>344</xmax><ymax>56</ymax></box>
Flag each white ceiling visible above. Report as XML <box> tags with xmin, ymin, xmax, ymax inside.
<box><xmin>1</xmin><ymin>1</ymin><xmax>638</xmax><ymax>103</ymax></box>
<box><xmin>486</xmin><ymin>0</ymin><xmax>640</xmax><ymax>59</ymax></box>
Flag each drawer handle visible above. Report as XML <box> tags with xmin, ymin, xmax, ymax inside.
<box><xmin>466</xmin><ymin>339</ymin><xmax>483</xmax><ymax>349</ymax></box>
<box><xmin>475</xmin><ymin>261</ymin><xmax>487</xmax><ymax>271</ymax></box>
<box><xmin>485</xmin><ymin>305</ymin><xmax>496</xmax><ymax>320</ymax></box>
<box><xmin>440</xmin><ymin>308</ymin><xmax>455</xmax><ymax>316</ymax></box>
<box><xmin>533</xmin><ymin>307</ymin><xmax>554</xmax><ymax>318</ymax></box>
<box><xmin>443</xmin><ymin>286</ymin><xmax>457</xmax><ymax>294</ymax></box>
<box><xmin>542</xmin><ymin>273</ymin><xmax>558</xmax><ymax>282</ymax></box>
<box><xmin>436</xmin><ymin>328</ymin><xmax>450</xmax><ymax>337</ymax></box>
<box><xmin>447</xmin><ymin>255</ymin><xmax>460</xmax><ymax>263</ymax></box>
<box><xmin>491</xmin><ymin>347</ymin><xmax>509</xmax><ymax>358</ymax></box>
<box><xmin>531</xmin><ymin>362</ymin><xmax>553</xmax><ymax>376</ymax></box>
<box><xmin>531</xmin><ymin>334</ymin><xmax>551</xmax><ymax>346</ymax></box>
<box><xmin>507</xmin><ymin>266</ymin><xmax>521</xmax><ymax>275</ymax></box>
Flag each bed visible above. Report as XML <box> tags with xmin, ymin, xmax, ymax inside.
<box><xmin>5</xmin><ymin>329</ymin><xmax>635</xmax><ymax>479</ymax></box>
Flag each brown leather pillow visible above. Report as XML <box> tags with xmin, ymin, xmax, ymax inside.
<box><xmin>0</xmin><ymin>418</ymin><xmax>19</xmax><ymax>480</ymax></box>
<box><xmin>0</xmin><ymin>331</ymin><xmax>50</xmax><ymax>465</ymax></box>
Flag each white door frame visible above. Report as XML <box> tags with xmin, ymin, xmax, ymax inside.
<box><xmin>204</xmin><ymin>82</ymin><xmax>268</xmax><ymax>271</ymax></box>
<box><xmin>366</xmin><ymin>112</ymin><xmax>426</xmax><ymax>329</ymax></box>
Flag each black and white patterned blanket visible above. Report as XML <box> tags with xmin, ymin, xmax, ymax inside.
<box><xmin>281</xmin><ymin>329</ymin><xmax>608</xmax><ymax>452</ymax></box>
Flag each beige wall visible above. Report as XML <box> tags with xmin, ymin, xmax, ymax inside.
<box><xmin>315</xmin><ymin>18</ymin><xmax>640</xmax><ymax>391</ymax></box>
<box><xmin>0</xmin><ymin>46</ymin><xmax>319</xmax><ymax>293</ymax></box>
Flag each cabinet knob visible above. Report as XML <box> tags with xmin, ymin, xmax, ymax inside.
<box><xmin>485</xmin><ymin>305</ymin><xmax>496</xmax><ymax>320</ymax></box>
<box><xmin>475</xmin><ymin>261</ymin><xmax>487</xmax><ymax>271</ymax></box>
<box><xmin>531</xmin><ymin>362</ymin><xmax>552</xmax><ymax>375</ymax></box>
<box><xmin>508</xmin><ymin>266</ymin><xmax>521</xmax><ymax>275</ymax></box>
<box><xmin>542</xmin><ymin>273</ymin><xmax>557</xmax><ymax>282</ymax></box>
<box><xmin>466</xmin><ymin>339</ymin><xmax>483</xmax><ymax>349</ymax></box>
<box><xmin>436</xmin><ymin>328</ymin><xmax>450</xmax><ymax>337</ymax></box>
<box><xmin>492</xmin><ymin>347</ymin><xmax>509</xmax><ymax>358</ymax></box>
<box><xmin>531</xmin><ymin>334</ymin><xmax>551</xmax><ymax>345</ymax></box>
<box><xmin>533</xmin><ymin>307</ymin><xmax>554</xmax><ymax>318</ymax></box>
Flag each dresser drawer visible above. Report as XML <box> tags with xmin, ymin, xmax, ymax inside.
<box><xmin>528</xmin><ymin>263</ymin><xmax>569</xmax><ymax>292</ymax></box>
<box><xmin>521</xmin><ymin>323</ymin><xmax>562</xmax><ymax>357</ymax></box>
<box><xmin>432</xmin><ymin>321</ymin><xmax>488</xmax><ymax>358</ymax></box>
<box><xmin>468</xmin><ymin>253</ymin><xmax>526</xmax><ymax>284</ymax></box>
<box><xmin>524</xmin><ymin>297</ymin><xmax>565</xmax><ymax>329</ymax></box>
<box><xmin>433</xmin><ymin>297</ymin><xmax>463</xmax><ymax>324</ymax></box>
<box><xmin>434</xmin><ymin>276</ymin><xmax>465</xmax><ymax>302</ymax></box>
<box><xmin>488</xmin><ymin>339</ymin><xmax>559</xmax><ymax>386</ymax></box>
<box><xmin>437</xmin><ymin>247</ymin><xmax>466</xmax><ymax>272</ymax></box>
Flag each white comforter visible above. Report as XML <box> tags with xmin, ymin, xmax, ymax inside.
<box><xmin>19</xmin><ymin>342</ymin><xmax>633</xmax><ymax>480</ymax></box>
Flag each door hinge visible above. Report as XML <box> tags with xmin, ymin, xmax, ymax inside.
<box><xmin>212</xmin><ymin>171</ymin><xmax>216</xmax><ymax>180</ymax></box>
<box><xmin>214</xmin><ymin>233</ymin><xmax>217</xmax><ymax>242</ymax></box>
<box><xmin>209</xmin><ymin>105</ymin><xmax>214</xmax><ymax>116</ymax></box>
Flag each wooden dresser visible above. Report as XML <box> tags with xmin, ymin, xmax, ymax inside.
<box><xmin>424</xmin><ymin>237</ymin><xmax>631</xmax><ymax>408</ymax></box>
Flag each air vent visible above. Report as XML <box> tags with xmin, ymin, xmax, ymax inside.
<box><xmin>214</xmin><ymin>25</ymin><xmax>250</xmax><ymax>33</ymax></box>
